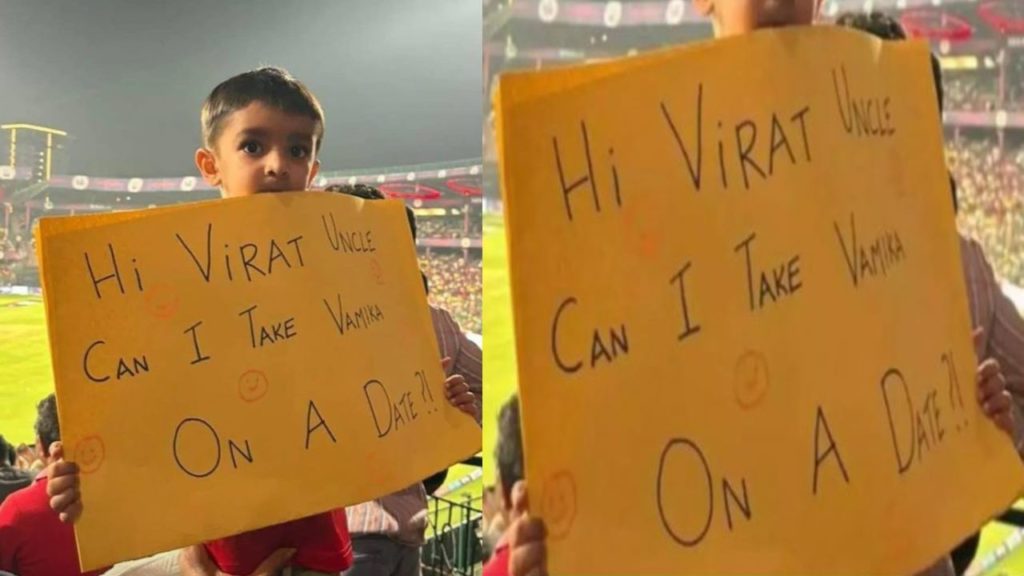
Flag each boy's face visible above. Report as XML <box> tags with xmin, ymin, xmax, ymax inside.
<box><xmin>196</xmin><ymin>101</ymin><xmax>321</xmax><ymax>198</ymax></box>
<box><xmin>694</xmin><ymin>0</ymin><xmax>820</xmax><ymax>36</ymax></box>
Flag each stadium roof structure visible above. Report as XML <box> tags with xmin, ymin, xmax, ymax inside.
<box><xmin>0</xmin><ymin>158</ymin><xmax>483</xmax><ymax>207</ymax></box>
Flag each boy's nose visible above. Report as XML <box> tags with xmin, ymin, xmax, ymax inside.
<box><xmin>264</xmin><ymin>150</ymin><xmax>289</xmax><ymax>177</ymax></box>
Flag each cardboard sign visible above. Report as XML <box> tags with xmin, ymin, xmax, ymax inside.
<box><xmin>496</xmin><ymin>26</ymin><xmax>1024</xmax><ymax>575</ymax></box>
<box><xmin>36</xmin><ymin>191</ymin><xmax>480</xmax><ymax>570</ymax></box>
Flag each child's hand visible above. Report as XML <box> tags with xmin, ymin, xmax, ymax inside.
<box><xmin>508</xmin><ymin>481</ymin><xmax>548</xmax><ymax>576</ymax></box>
<box><xmin>45</xmin><ymin>441</ymin><xmax>83</xmax><ymax>524</ymax></box>
<box><xmin>975</xmin><ymin>328</ymin><xmax>1015</xmax><ymax>437</ymax></box>
<box><xmin>442</xmin><ymin>357</ymin><xmax>479</xmax><ymax>422</ymax></box>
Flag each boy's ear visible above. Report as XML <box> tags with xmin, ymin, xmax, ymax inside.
<box><xmin>693</xmin><ymin>0</ymin><xmax>714</xmax><ymax>17</ymax></box>
<box><xmin>195</xmin><ymin>147</ymin><xmax>221</xmax><ymax>186</ymax></box>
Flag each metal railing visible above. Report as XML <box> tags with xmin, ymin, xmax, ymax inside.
<box><xmin>422</xmin><ymin>493</ymin><xmax>483</xmax><ymax>576</ymax></box>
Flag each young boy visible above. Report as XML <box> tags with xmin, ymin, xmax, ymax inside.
<box><xmin>498</xmin><ymin>3</ymin><xmax>1019</xmax><ymax>576</ymax></box>
<box><xmin>44</xmin><ymin>66</ymin><xmax>480</xmax><ymax>576</ymax></box>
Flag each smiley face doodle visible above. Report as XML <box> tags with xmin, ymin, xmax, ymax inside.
<box><xmin>734</xmin><ymin>350</ymin><xmax>770</xmax><ymax>410</ymax></box>
<box><xmin>75</xmin><ymin>436</ymin><xmax>106</xmax><ymax>474</ymax></box>
<box><xmin>542</xmin><ymin>471</ymin><xmax>578</xmax><ymax>540</ymax></box>
<box><xmin>238</xmin><ymin>370</ymin><xmax>269</xmax><ymax>402</ymax></box>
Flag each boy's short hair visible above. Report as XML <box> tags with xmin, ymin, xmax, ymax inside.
<box><xmin>835</xmin><ymin>12</ymin><xmax>944</xmax><ymax>111</ymax></box>
<box><xmin>201</xmin><ymin>66</ymin><xmax>325</xmax><ymax>152</ymax></box>
<box><xmin>495</xmin><ymin>395</ymin><xmax>523</xmax><ymax>503</ymax></box>
<box><xmin>35</xmin><ymin>393</ymin><xmax>60</xmax><ymax>452</ymax></box>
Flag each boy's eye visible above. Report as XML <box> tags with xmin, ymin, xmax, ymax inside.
<box><xmin>241</xmin><ymin>141</ymin><xmax>262</xmax><ymax>155</ymax></box>
<box><xmin>291</xmin><ymin>145</ymin><xmax>310</xmax><ymax>159</ymax></box>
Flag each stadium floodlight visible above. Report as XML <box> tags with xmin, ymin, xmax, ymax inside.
<box><xmin>604</xmin><ymin>1</ymin><xmax>623</xmax><ymax>28</ymax></box>
<box><xmin>538</xmin><ymin>0</ymin><xmax>558</xmax><ymax>23</ymax></box>
<box><xmin>666</xmin><ymin>0</ymin><xmax>685</xmax><ymax>25</ymax></box>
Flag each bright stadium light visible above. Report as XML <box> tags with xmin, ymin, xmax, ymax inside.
<box><xmin>538</xmin><ymin>0</ymin><xmax>558</xmax><ymax>23</ymax></box>
<box><xmin>665</xmin><ymin>0</ymin><xmax>685</xmax><ymax>25</ymax></box>
<box><xmin>604</xmin><ymin>1</ymin><xmax>623</xmax><ymax>28</ymax></box>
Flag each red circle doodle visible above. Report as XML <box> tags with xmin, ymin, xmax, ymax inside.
<box><xmin>75</xmin><ymin>435</ymin><xmax>106</xmax><ymax>474</ymax></box>
<box><xmin>238</xmin><ymin>370</ymin><xmax>270</xmax><ymax>403</ymax></box>
<box><xmin>734</xmin><ymin>350</ymin><xmax>770</xmax><ymax>410</ymax></box>
<box><xmin>542</xmin><ymin>471</ymin><xmax>578</xmax><ymax>541</ymax></box>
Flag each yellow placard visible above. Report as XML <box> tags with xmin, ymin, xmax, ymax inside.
<box><xmin>497</xmin><ymin>26</ymin><xmax>1024</xmax><ymax>575</ymax></box>
<box><xmin>35</xmin><ymin>192</ymin><xmax>481</xmax><ymax>571</ymax></box>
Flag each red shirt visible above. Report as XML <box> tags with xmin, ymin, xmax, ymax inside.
<box><xmin>204</xmin><ymin>508</ymin><xmax>353</xmax><ymax>574</ymax></box>
<box><xmin>0</xmin><ymin>473</ymin><xmax>109</xmax><ymax>576</ymax></box>
<box><xmin>483</xmin><ymin>542</ymin><xmax>511</xmax><ymax>576</ymax></box>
